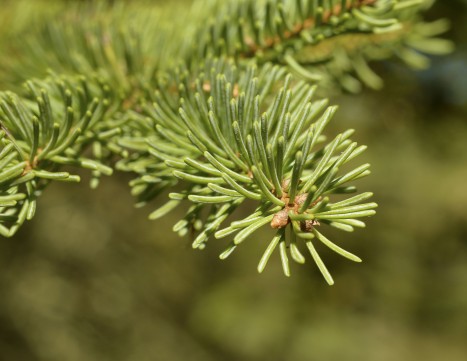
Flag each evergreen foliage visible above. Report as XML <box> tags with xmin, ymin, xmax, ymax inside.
<box><xmin>0</xmin><ymin>0</ymin><xmax>452</xmax><ymax>282</ymax></box>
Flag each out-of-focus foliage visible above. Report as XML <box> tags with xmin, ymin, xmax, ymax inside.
<box><xmin>0</xmin><ymin>0</ymin><xmax>196</xmax><ymax>91</ymax></box>
<box><xmin>0</xmin><ymin>0</ymin><xmax>466</xmax><ymax>361</ymax></box>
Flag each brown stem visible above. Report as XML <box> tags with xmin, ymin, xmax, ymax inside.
<box><xmin>243</xmin><ymin>0</ymin><xmax>377</xmax><ymax>57</ymax></box>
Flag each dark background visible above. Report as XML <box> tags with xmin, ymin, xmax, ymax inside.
<box><xmin>0</xmin><ymin>1</ymin><xmax>466</xmax><ymax>360</ymax></box>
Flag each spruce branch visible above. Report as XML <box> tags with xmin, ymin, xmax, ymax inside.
<box><xmin>0</xmin><ymin>0</ymin><xmax>453</xmax><ymax>282</ymax></box>
<box><xmin>131</xmin><ymin>58</ymin><xmax>376</xmax><ymax>282</ymax></box>
<box><xmin>0</xmin><ymin>74</ymin><xmax>127</xmax><ymax>236</ymax></box>
<box><xmin>189</xmin><ymin>0</ymin><xmax>453</xmax><ymax>92</ymax></box>
<box><xmin>0</xmin><ymin>1</ymin><xmax>195</xmax><ymax>91</ymax></box>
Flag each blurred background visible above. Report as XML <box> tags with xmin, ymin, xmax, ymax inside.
<box><xmin>0</xmin><ymin>0</ymin><xmax>466</xmax><ymax>360</ymax></box>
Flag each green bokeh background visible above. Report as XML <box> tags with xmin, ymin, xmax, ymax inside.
<box><xmin>0</xmin><ymin>1</ymin><xmax>466</xmax><ymax>360</ymax></box>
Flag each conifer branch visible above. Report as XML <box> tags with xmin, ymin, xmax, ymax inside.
<box><xmin>0</xmin><ymin>0</ymin><xmax>453</xmax><ymax>282</ymax></box>
<box><xmin>190</xmin><ymin>0</ymin><xmax>453</xmax><ymax>92</ymax></box>
<box><xmin>0</xmin><ymin>74</ymin><xmax>126</xmax><ymax>236</ymax></box>
<box><xmin>126</xmin><ymin>58</ymin><xmax>376</xmax><ymax>281</ymax></box>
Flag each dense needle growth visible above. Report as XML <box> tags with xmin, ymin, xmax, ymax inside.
<box><xmin>0</xmin><ymin>0</ymin><xmax>452</xmax><ymax>282</ymax></box>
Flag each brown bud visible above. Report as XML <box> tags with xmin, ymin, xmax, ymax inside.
<box><xmin>232</xmin><ymin>84</ymin><xmax>240</xmax><ymax>98</ymax></box>
<box><xmin>271</xmin><ymin>209</ymin><xmax>289</xmax><ymax>229</ymax></box>
<box><xmin>294</xmin><ymin>193</ymin><xmax>308</xmax><ymax>206</ymax></box>
<box><xmin>202</xmin><ymin>82</ymin><xmax>211</xmax><ymax>92</ymax></box>
<box><xmin>300</xmin><ymin>219</ymin><xmax>320</xmax><ymax>232</ymax></box>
